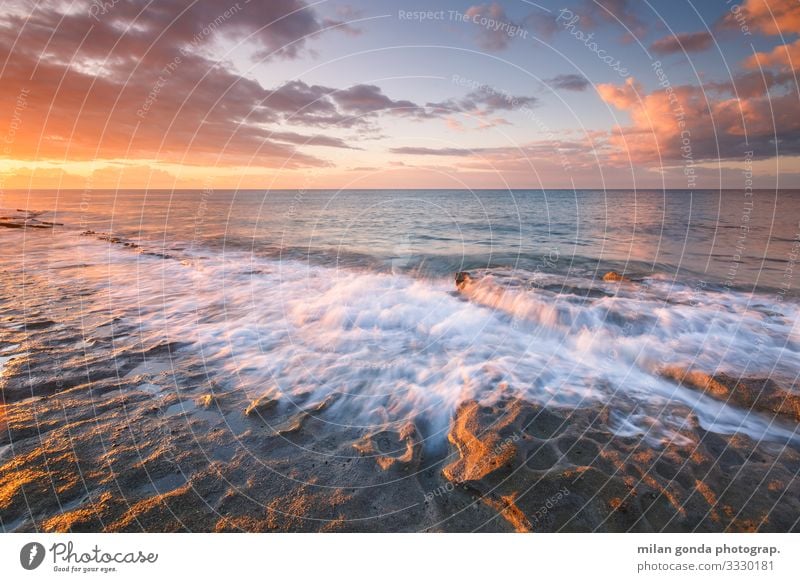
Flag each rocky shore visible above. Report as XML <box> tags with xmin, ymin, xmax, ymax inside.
<box><xmin>2</xmin><ymin>231</ymin><xmax>799</xmax><ymax>532</ymax></box>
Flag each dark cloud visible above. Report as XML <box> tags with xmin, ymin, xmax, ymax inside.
<box><xmin>459</xmin><ymin>87</ymin><xmax>538</xmax><ymax>111</ymax></box>
<box><xmin>334</xmin><ymin>84</ymin><xmax>419</xmax><ymax>115</ymax></box>
<box><xmin>261</xmin><ymin>81</ymin><xmax>341</xmax><ymax>125</ymax></box>
<box><xmin>390</xmin><ymin>146</ymin><xmax>479</xmax><ymax>157</ymax></box>
<box><xmin>428</xmin><ymin>87</ymin><xmax>538</xmax><ymax>116</ymax></box>
<box><xmin>261</xmin><ymin>81</ymin><xmax>433</xmax><ymax>128</ymax></box>
<box><xmin>0</xmin><ymin>0</ymin><xmax>359</xmax><ymax>165</ymax></box>
<box><xmin>269</xmin><ymin>131</ymin><xmax>361</xmax><ymax>149</ymax></box>
<box><xmin>260</xmin><ymin>80</ymin><xmax>539</xmax><ymax>131</ymax></box>
<box><xmin>581</xmin><ymin>0</ymin><xmax>648</xmax><ymax>40</ymax></box>
<box><xmin>706</xmin><ymin>70</ymin><xmax>796</xmax><ymax>99</ymax></box>
<box><xmin>546</xmin><ymin>74</ymin><xmax>590</xmax><ymax>91</ymax></box>
<box><xmin>650</xmin><ymin>31</ymin><xmax>713</xmax><ymax>55</ymax></box>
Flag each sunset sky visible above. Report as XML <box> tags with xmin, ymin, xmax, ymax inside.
<box><xmin>0</xmin><ymin>0</ymin><xmax>798</xmax><ymax>190</ymax></box>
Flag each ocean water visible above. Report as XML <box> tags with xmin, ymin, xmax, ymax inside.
<box><xmin>2</xmin><ymin>189</ymin><xmax>800</xmax><ymax>446</ymax></box>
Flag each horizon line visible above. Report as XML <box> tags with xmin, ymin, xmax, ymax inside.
<box><xmin>6</xmin><ymin>187</ymin><xmax>796</xmax><ymax>192</ymax></box>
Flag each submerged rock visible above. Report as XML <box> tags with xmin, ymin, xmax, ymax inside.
<box><xmin>602</xmin><ymin>271</ymin><xmax>630</xmax><ymax>283</ymax></box>
<box><xmin>0</xmin><ymin>209</ymin><xmax>57</xmax><ymax>229</ymax></box>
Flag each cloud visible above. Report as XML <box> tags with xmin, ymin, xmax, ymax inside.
<box><xmin>268</xmin><ymin>131</ymin><xmax>362</xmax><ymax>149</ymax></box>
<box><xmin>428</xmin><ymin>87</ymin><xmax>538</xmax><ymax>118</ymax></box>
<box><xmin>597</xmin><ymin>76</ymin><xmax>800</xmax><ymax>164</ymax></box>
<box><xmin>458</xmin><ymin>87</ymin><xmax>538</xmax><ymax>112</ymax></box>
<box><xmin>719</xmin><ymin>0</ymin><xmax>800</xmax><ymax>35</ymax></box>
<box><xmin>464</xmin><ymin>3</ymin><xmax>525</xmax><ymax>51</ymax></box>
<box><xmin>706</xmin><ymin>70</ymin><xmax>795</xmax><ymax>99</ymax></box>
<box><xmin>522</xmin><ymin>12</ymin><xmax>561</xmax><ymax>40</ymax></box>
<box><xmin>650</xmin><ymin>32</ymin><xmax>714</xmax><ymax>55</ymax></box>
<box><xmin>334</xmin><ymin>84</ymin><xmax>420</xmax><ymax>115</ymax></box>
<box><xmin>0</xmin><ymin>0</ymin><xmax>359</xmax><ymax>166</ymax></box>
<box><xmin>731</xmin><ymin>1</ymin><xmax>800</xmax><ymax>78</ymax></box>
<box><xmin>390</xmin><ymin>146</ymin><xmax>480</xmax><ymax>157</ymax></box>
<box><xmin>260</xmin><ymin>81</ymin><xmax>436</xmax><ymax>128</ymax></box>
<box><xmin>745</xmin><ymin>38</ymin><xmax>800</xmax><ymax>72</ymax></box>
<box><xmin>581</xmin><ymin>0</ymin><xmax>648</xmax><ymax>40</ymax></box>
<box><xmin>321</xmin><ymin>4</ymin><xmax>365</xmax><ymax>37</ymax></box>
<box><xmin>546</xmin><ymin>74</ymin><xmax>591</xmax><ymax>91</ymax></box>
<box><xmin>390</xmin><ymin>141</ymin><xmax>596</xmax><ymax>165</ymax></box>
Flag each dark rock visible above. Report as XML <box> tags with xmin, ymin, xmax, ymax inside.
<box><xmin>455</xmin><ymin>271</ymin><xmax>472</xmax><ymax>290</ymax></box>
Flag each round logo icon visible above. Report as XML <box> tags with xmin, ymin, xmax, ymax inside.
<box><xmin>20</xmin><ymin>542</ymin><xmax>45</xmax><ymax>570</ymax></box>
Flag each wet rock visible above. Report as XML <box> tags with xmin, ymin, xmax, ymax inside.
<box><xmin>455</xmin><ymin>271</ymin><xmax>473</xmax><ymax>290</ymax></box>
<box><xmin>436</xmin><ymin>396</ymin><xmax>800</xmax><ymax>532</ymax></box>
<box><xmin>662</xmin><ymin>368</ymin><xmax>800</xmax><ymax>422</ymax></box>
<box><xmin>244</xmin><ymin>388</ymin><xmax>281</xmax><ymax>417</ymax></box>
<box><xmin>0</xmin><ymin>209</ymin><xmax>56</xmax><ymax>229</ymax></box>
<box><xmin>197</xmin><ymin>394</ymin><xmax>216</xmax><ymax>408</ymax></box>
<box><xmin>353</xmin><ymin>422</ymin><xmax>422</xmax><ymax>471</ymax></box>
<box><xmin>443</xmin><ymin>400</ymin><xmax>518</xmax><ymax>483</ymax></box>
<box><xmin>602</xmin><ymin>271</ymin><xmax>630</xmax><ymax>283</ymax></box>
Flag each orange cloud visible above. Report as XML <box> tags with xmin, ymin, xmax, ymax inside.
<box><xmin>721</xmin><ymin>0</ymin><xmax>800</xmax><ymax>35</ymax></box>
<box><xmin>745</xmin><ymin>38</ymin><xmax>800</xmax><ymax>72</ymax></box>
<box><xmin>597</xmin><ymin>75</ymin><xmax>800</xmax><ymax>165</ymax></box>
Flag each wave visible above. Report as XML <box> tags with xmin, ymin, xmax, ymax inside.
<box><xmin>18</xmin><ymin>231</ymin><xmax>800</xmax><ymax>447</ymax></box>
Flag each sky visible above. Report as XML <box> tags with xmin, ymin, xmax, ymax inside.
<box><xmin>0</xmin><ymin>0</ymin><xmax>798</xmax><ymax>190</ymax></box>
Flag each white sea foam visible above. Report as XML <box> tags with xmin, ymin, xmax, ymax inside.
<box><xmin>37</xmin><ymin>234</ymin><xmax>800</xmax><ymax>446</ymax></box>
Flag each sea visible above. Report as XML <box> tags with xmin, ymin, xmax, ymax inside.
<box><xmin>1</xmin><ymin>188</ymin><xmax>799</xmax><ymax>446</ymax></box>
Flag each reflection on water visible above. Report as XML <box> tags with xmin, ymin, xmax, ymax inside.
<box><xmin>5</xmin><ymin>189</ymin><xmax>798</xmax><ymax>292</ymax></box>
